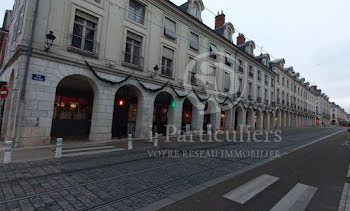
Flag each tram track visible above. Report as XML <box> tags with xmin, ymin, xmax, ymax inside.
<box><xmin>0</xmin><ymin>128</ymin><xmax>330</xmax><ymax>186</ymax></box>
<box><xmin>0</xmin><ymin>128</ymin><xmax>340</xmax><ymax>208</ymax></box>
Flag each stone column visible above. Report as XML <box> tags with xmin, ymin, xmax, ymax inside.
<box><xmin>89</xmin><ymin>89</ymin><xmax>114</xmax><ymax>142</ymax></box>
<box><xmin>211</xmin><ymin>112</ymin><xmax>221</xmax><ymax>132</ymax></box>
<box><xmin>168</xmin><ymin>98</ymin><xmax>185</xmax><ymax>135</ymax></box>
<box><xmin>137</xmin><ymin>93</ymin><xmax>155</xmax><ymax>138</ymax></box>
<box><xmin>191</xmin><ymin>104</ymin><xmax>204</xmax><ymax>134</ymax></box>
<box><xmin>224</xmin><ymin>107</ymin><xmax>234</xmax><ymax>131</ymax></box>
<box><xmin>277</xmin><ymin>112</ymin><xmax>282</xmax><ymax>129</ymax></box>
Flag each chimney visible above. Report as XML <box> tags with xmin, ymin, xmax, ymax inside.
<box><xmin>215</xmin><ymin>10</ymin><xmax>225</xmax><ymax>29</ymax></box>
<box><xmin>237</xmin><ymin>33</ymin><xmax>246</xmax><ymax>45</ymax></box>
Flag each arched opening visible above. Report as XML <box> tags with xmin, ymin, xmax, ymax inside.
<box><xmin>51</xmin><ymin>75</ymin><xmax>94</xmax><ymax>138</ymax></box>
<box><xmin>234</xmin><ymin>106</ymin><xmax>244</xmax><ymax>130</ymax></box>
<box><xmin>153</xmin><ymin>92</ymin><xmax>174</xmax><ymax>135</ymax></box>
<box><xmin>246</xmin><ymin>108</ymin><xmax>254</xmax><ymax>130</ymax></box>
<box><xmin>112</xmin><ymin>85</ymin><xmax>142</xmax><ymax>138</ymax></box>
<box><xmin>275</xmin><ymin>110</ymin><xmax>280</xmax><ymax>128</ymax></box>
<box><xmin>182</xmin><ymin>98</ymin><xmax>193</xmax><ymax>132</ymax></box>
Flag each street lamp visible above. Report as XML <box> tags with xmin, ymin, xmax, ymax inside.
<box><xmin>45</xmin><ymin>31</ymin><xmax>56</xmax><ymax>52</ymax></box>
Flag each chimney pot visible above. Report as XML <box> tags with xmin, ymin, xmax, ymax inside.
<box><xmin>215</xmin><ymin>11</ymin><xmax>225</xmax><ymax>29</ymax></box>
<box><xmin>237</xmin><ymin>33</ymin><xmax>246</xmax><ymax>45</ymax></box>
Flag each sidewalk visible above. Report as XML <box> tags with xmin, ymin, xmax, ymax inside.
<box><xmin>0</xmin><ymin>127</ymin><xmax>335</xmax><ymax>163</ymax></box>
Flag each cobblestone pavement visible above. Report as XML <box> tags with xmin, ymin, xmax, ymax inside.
<box><xmin>0</xmin><ymin>127</ymin><xmax>344</xmax><ymax>211</ymax></box>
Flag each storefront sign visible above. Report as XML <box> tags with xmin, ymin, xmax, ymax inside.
<box><xmin>32</xmin><ymin>74</ymin><xmax>46</xmax><ymax>82</ymax></box>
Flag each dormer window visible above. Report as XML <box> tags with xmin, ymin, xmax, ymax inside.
<box><xmin>225</xmin><ymin>27</ymin><xmax>232</xmax><ymax>41</ymax></box>
<box><xmin>192</xmin><ymin>1</ymin><xmax>200</xmax><ymax>19</ymax></box>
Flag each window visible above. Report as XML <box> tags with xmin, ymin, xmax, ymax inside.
<box><xmin>257</xmin><ymin>86</ymin><xmax>261</xmax><ymax>98</ymax></box>
<box><xmin>128</xmin><ymin>0</ymin><xmax>145</xmax><ymax>24</ymax></box>
<box><xmin>277</xmin><ymin>74</ymin><xmax>280</xmax><ymax>83</ymax></box>
<box><xmin>271</xmin><ymin>79</ymin><xmax>274</xmax><ymax>87</ymax></box>
<box><xmin>225</xmin><ymin>27</ymin><xmax>232</xmax><ymax>41</ymax></box>
<box><xmin>188</xmin><ymin>57</ymin><xmax>197</xmax><ymax>84</ymax></box>
<box><xmin>282</xmin><ymin>77</ymin><xmax>285</xmax><ymax>86</ymax></box>
<box><xmin>225</xmin><ymin>52</ymin><xmax>234</xmax><ymax>66</ymax></box>
<box><xmin>190</xmin><ymin>32</ymin><xmax>199</xmax><ymax>50</ymax></box>
<box><xmin>164</xmin><ymin>18</ymin><xmax>176</xmax><ymax>39</ymax></box>
<box><xmin>258</xmin><ymin>71</ymin><xmax>261</xmax><ymax>81</ymax></box>
<box><xmin>207</xmin><ymin>66</ymin><xmax>216</xmax><ymax>89</ymax></box>
<box><xmin>248</xmin><ymin>66</ymin><xmax>254</xmax><ymax>77</ymax></box>
<box><xmin>248</xmin><ymin>82</ymin><xmax>252</xmax><ymax>98</ymax></box>
<box><xmin>224</xmin><ymin>72</ymin><xmax>230</xmax><ymax>92</ymax></box>
<box><xmin>192</xmin><ymin>1</ymin><xmax>200</xmax><ymax>19</ymax></box>
<box><xmin>265</xmin><ymin>75</ymin><xmax>269</xmax><ymax>86</ymax></box>
<box><xmin>287</xmin><ymin>80</ymin><xmax>289</xmax><ymax>88</ymax></box>
<box><xmin>161</xmin><ymin>47</ymin><xmax>174</xmax><ymax>77</ymax></box>
<box><xmin>72</xmin><ymin>11</ymin><xmax>98</xmax><ymax>53</ymax></box>
<box><xmin>271</xmin><ymin>91</ymin><xmax>275</xmax><ymax>102</ymax></box>
<box><xmin>238</xmin><ymin>60</ymin><xmax>244</xmax><ymax>72</ymax></box>
<box><xmin>264</xmin><ymin>89</ymin><xmax>268</xmax><ymax>102</ymax></box>
<box><xmin>238</xmin><ymin>78</ymin><xmax>243</xmax><ymax>94</ymax></box>
<box><xmin>209</xmin><ymin>44</ymin><xmax>217</xmax><ymax>60</ymax></box>
<box><xmin>124</xmin><ymin>32</ymin><xmax>143</xmax><ymax>67</ymax></box>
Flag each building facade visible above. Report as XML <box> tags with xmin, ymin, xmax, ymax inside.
<box><xmin>330</xmin><ymin>103</ymin><xmax>347</xmax><ymax>126</ymax></box>
<box><xmin>0</xmin><ymin>0</ymin><xmax>338</xmax><ymax>147</ymax></box>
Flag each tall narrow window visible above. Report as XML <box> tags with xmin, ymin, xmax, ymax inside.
<box><xmin>248</xmin><ymin>82</ymin><xmax>252</xmax><ymax>98</ymax></box>
<box><xmin>72</xmin><ymin>10</ymin><xmax>98</xmax><ymax>53</ymax></box>
<box><xmin>224</xmin><ymin>72</ymin><xmax>230</xmax><ymax>92</ymax></box>
<box><xmin>225</xmin><ymin>52</ymin><xmax>234</xmax><ymax>66</ymax></box>
<box><xmin>128</xmin><ymin>0</ymin><xmax>145</xmax><ymax>24</ymax></box>
<box><xmin>161</xmin><ymin>47</ymin><xmax>174</xmax><ymax>77</ymax></box>
<box><xmin>238</xmin><ymin>78</ymin><xmax>243</xmax><ymax>94</ymax></box>
<box><xmin>238</xmin><ymin>60</ymin><xmax>244</xmax><ymax>72</ymax></box>
<box><xmin>209</xmin><ymin>44</ymin><xmax>217</xmax><ymax>60</ymax></box>
<box><xmin>164</xmin><ymin>18</ymin><xmax>176</xmax><ymax>39</ymax></box>
<box><xmin>124</xmin><ymin>32</ymin><xmax>142</xmax><ymax>67</ymax></box>
<box><xmin>190</xmin><ymin>32</ymin><xmax>199</xmax><ymax>51</ymax></box>
<box><xmin>257</xmin><ymin>86</ymin><xmax>261</xmax><ymax>99</ymax></box>
<box><xmin>188</xmin><ymin>57</ymin><xmax>197</xmax><ymax>84</ymax></box>
<box><xmin>207</xmin><ymin>66</ymin><xmax>216</xmax><ymax>89</ymax></box>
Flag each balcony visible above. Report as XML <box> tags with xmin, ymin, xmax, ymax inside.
<box><xmin>271</xmin><ymin>102</ymin><xmax>276</xmax><ymax>107</ymax></box>
<box><xmin>257</xmin><ymin>97</ymin><xmax>262</xmax><ymax>103</ymax></box>
<box><xmin>264</xmin><ymin>99</ymin><xmax>269</xmax><ymax>105</ymax></box>
<box><xmin>248</xmin><ymin>95</ymin><xmax>253</xmax><ymax>101</ymax></box>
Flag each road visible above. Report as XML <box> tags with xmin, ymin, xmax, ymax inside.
<box><xmin>162</xmin><ymin>128</ymin><xmax>350</xmax><ymax>211</ymax></box>
<box><xmin>0</xmin><ymin>127</ymin><xmax>347</xmax><ymax>211</ymax></box>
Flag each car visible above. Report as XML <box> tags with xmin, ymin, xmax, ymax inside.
<box><xmin>348</xmin><ymin>122</ymin><xmax>350</xmax><ymax>132</ymax></box>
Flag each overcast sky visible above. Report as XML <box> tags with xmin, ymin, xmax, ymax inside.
<box><xmin>1</xmin><ymin>0</ymin><xmax>349</xmax><ymax>112</ymax></box>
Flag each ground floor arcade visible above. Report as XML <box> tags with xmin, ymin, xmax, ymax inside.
<box><xmin>0</xmin><ymin>57</ymin><xmax>317</xmax><ymax>147</ymax></box>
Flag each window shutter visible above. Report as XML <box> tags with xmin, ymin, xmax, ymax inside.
<box><xmin>163</xmin><ymin>47</ymin><xmax>174</xmax><ymax>60</ymax></box>
<box><xmin>127</xmin><ymin>32</ymin><xmax>142</xmax><ymax>42</ymax></box>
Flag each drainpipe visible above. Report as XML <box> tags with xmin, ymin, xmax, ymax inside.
<box><xmin>12</xmin><ymin>0</ymin><xmax>40</xmax><ymax>147</ymax></box>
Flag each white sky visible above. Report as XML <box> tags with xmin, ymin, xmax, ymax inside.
<box><xmin>1</xmin><ymin>0</ymin><xmax>349</xmax><ymax>112</ymax></box>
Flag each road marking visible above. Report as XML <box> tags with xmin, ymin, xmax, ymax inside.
<box><xmin>342</xmin><ymin>141</ymin><xmax>349</xmax><ymax>146</ymax></box>
<box><xmin>270</xmin><ymin>183</ymin><xmax>318</xmax><ymax>211</ymax></box>
<box><xmin>338</xmin><ymin>182</ymin><xmax>349</xmax><ymax>211</ymax></box>
<box><xmin>223</xmin><ymin>174</ymin><xmax>279</xmax><ymax>204</ymax></box>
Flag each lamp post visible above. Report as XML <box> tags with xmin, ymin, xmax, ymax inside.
<box><xmin>45</xmin><ymin>31</ymin><xmax>56</xmax><ymax>51</ymax></box>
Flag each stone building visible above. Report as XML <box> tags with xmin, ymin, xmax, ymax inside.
<box><xmin>0</xmin><ymin>0</ymin><xmax>336</xmax><ymax>147</ymax></box>
<box><xmin>330</xmin><ymin>103</ymin><xmax>347</xmax><ymax>126</ymax></box>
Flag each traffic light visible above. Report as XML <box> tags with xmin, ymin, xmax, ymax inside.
<box><xmin>171</xmin><ymin>100</ymin><xmax>176</xmax><ymax>109</ymax></box>
<box><xmin>118</xmin><ymin>99</ymin><xmax>125</xmax><ymax>106</ymax></box>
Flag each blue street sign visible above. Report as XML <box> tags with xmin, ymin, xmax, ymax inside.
<box><xmin>32</xmin><ymin>74</ymin><xmax>46</xmax><ymax>82</ymax></box>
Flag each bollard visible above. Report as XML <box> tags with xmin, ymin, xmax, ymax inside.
<box><xmin>154</xmin><ymin>133</ymin><xmax>159</xmax><ymax>147</ymax></box>
<box><xmin>55</xmin><ymin>138</ymin><xmax>63</xmax><ymax>159</ymax></box>
<box><xmin>186</xmin><ymin>124</ymin><xmax>191</xmax><ymax>135</ymax></box>
<box><xmin>207</xmin><ymin>124</ymin><xmax>212</xmax><ymax>135</ymax></box>
<box><xmin>3</xmin><ymin>140</ymin><xmax>13</xmax><ymax>164</ymax></box>
<box><xmin>128</xmin><ymin>134</ymin><xmax>133</xmax><ymax>150</ymax></box>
